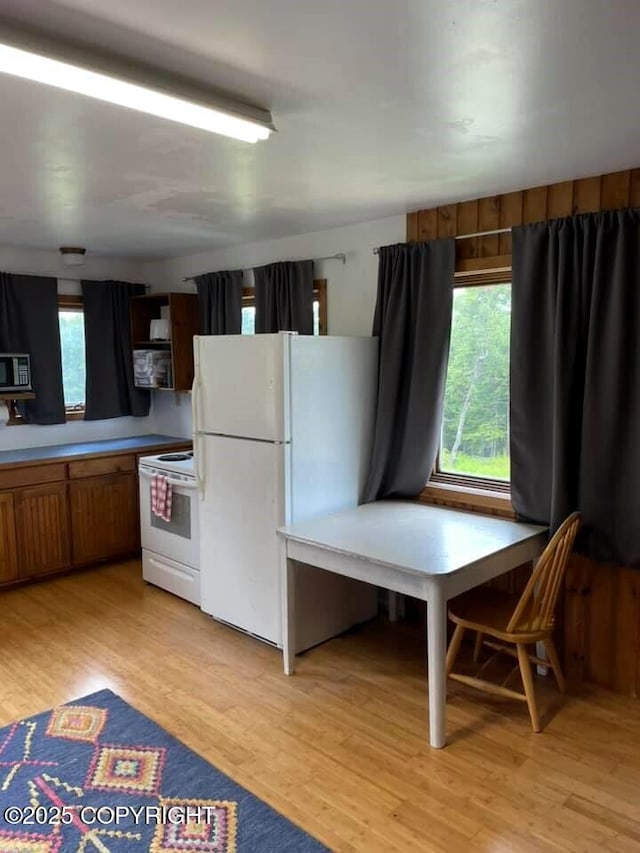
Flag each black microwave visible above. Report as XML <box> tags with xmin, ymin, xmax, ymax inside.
<box><xmin>0</xmin><ymin>353</ymin><xmax>32</xmax><ymax>392</ymax></box>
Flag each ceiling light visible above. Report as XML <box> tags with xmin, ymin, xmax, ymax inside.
<box><xmin>0</xmin><ymin>29</ymin><xmax>274</xmax><ymax>143</ymax></box>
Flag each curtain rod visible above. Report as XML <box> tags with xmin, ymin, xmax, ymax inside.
<box><xmin>372</xmin><ymin>226</ymin><xmax>511</xmax><ymax>254</ymax></box>
<box><xmin>183</xmin><ymin>252</ymin><xmax>346</xmax><ymax>283</ymax></box>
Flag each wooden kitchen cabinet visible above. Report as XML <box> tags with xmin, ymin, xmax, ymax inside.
<box><xmin>0</xmin><ymin>492</ymin><xmax>18</xmax><ymax>583</ymax></box>
<box><xmin>14</xmin><ymin>482</ymin><xmax>71</xmax><ymax>577</ymax></box>
<box><xmin>0</xmin><ymin>437</ymin><xmax>191</xmax><ymax>588</ymax></box>
<box><xmin>69</xmin><ymin>454</ymin><xmax>136</xmax><ymax>479</ymax></box>
<box><xmin>131</xmin><ymin>292</ymin><xmax>199</xmax><ymax>391</ymax></box>
<box><xmin>70</xmin><ymin>472</ymin><xmax>139</xmax><ymax>565</ymax></box>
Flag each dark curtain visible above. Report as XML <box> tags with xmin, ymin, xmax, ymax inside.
<box><xmin>0</xmin><ymin>273</ymin><xmax>65</xmax><ymax>424</ymax></box>
<box><xmin>363</xmin><ymin>240</ymin><xmax>455</xmax><ymax>501</ymax></box>
<box><xmin>82</xmin><ymin>280</ymin><xmax>150</xmax><ymax>420</ymax></box>
<box><xmin>195</xmin><ymin>270</ymin><xmax>243</xmax><ymax>334</ymax></box>
<box><xmin>254</xmin><ymin>260</ymin><xmax>314</xmax><ymax>334</ymax></box>
<box><xmin>511</xmin><ymin>209</ymin><xmax>640</xmax><ymax>564</ymax></box>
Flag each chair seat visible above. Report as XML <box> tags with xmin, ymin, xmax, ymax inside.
<box><xmin>448</xmin><ymin>587</ymin><xmax>544</xmax><ymax>641</ymax></box>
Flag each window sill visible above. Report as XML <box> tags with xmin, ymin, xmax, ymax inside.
<box><xmin>417</xmin><ymin>481</ymin><xmax>515</xmax><ymax>519</ymax></box>
<box><xmin>66</xmin><ymin>411</ymin><xmax>85</xmax><ymax>421</ymax></box>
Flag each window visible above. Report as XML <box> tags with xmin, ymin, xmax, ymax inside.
<box><xmin>433</xmin><ymin>271</ymin><xmax>511</xmax><ymax>491</ymax></box>
<box><xmin>241</xmin><ymin>280</ymin><xmax>327</xmax><ymax>335</ymax></box>
<box><xmin>241</xmin><ymin>302</ymin><xmax>256</xmax><ymax>334</ymax></box>
<box><xmin>57</xmin><ymin>295</ymin><xmax>86</xmax><ymax>419</ymax></box>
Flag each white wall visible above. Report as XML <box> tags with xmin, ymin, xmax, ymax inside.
<box><xmin>149</xmin><ymin>390</ymin><xmax>193</xmax><ymax>439</ymax></box>
<box><xmin>0</xmin><ymin>215</ymin><xmax>405</xmax><ymax>448</ymax></box>
<box><xmin>144</xmin><ymin>213</ymin><xmax>405</xmax><ymax>438</ymax></box>
<box><xmin>145</xmin><ymin>214</ymin><xmax>404</xmax><ymax>334</ymax></box>
<box><xmin>0</xmin><ymin>247</ymin><xmax>146</xmax><ymax>294</ymax></box>
<box><xmin>0</xmin><ymin>246</ymin><xmax>163</xmax><ymax>451</ymax></box>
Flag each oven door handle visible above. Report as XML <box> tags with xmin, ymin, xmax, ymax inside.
<box><xmin>139</xmin><ymin>470</ymin><xmax>199</xmax><ymax>490</ymax></box>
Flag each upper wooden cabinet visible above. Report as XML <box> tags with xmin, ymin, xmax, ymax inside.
<box><xmin>131</xmin><ymin>293</ymin><xmax>199</xmax><ymax>392</ymax></box>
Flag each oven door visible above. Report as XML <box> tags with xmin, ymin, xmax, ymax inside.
<box><xmin>139</xmin><ymin>465</ymin><xmax>199</xmax><ymax>569</ymax></box>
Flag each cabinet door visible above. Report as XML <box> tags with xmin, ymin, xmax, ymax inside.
<box><xmin>168</xmin><ymin>293</ymin><xmax>199</xmax><ymax>391</ymax></box>
<box><xmin>70</xmin><ymin>473</ymin><xmax>139</xmax><ymax>565</ymax></box>
<box><xmin>15</xmin><ymin>483</ymin><xmax>71</xmax><ymax>577</ymax></box>
<box><xmin>0</xmin><ymin>492</ymin><xmax>18</xmax><ymax>583</ymax></box>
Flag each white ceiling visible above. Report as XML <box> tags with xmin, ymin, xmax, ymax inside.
<box><xmin>0</xmin><ymin>0</ymin><xmax>639</xmax><ymax>259</ymax></box>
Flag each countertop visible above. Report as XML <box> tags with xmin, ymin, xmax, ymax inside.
<box><xmin>0</xmin><ymin>434</ymin><xmax>191</xmax><ymax>468</ymax></box>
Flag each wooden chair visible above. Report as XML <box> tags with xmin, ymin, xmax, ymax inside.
<box><xmin>446</xmin><ymin>512</ymin><xmax>582</xmax><ymax>732</ymax></box>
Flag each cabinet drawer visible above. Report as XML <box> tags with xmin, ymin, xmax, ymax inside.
<box><xmin>0</xmin><ymin>464</ymin><xmax>67</xmax><ymax>490</ymax></box>
<box><xmin>69</xmin><ymin>454</ymin><xmax>136</xmax><ymax>479</ymax></box>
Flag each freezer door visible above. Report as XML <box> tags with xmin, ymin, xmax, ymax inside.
<box><xmin>288</xmin><ymin>335</ymin><xmax>377</xmax><ymax>521</ymax></box>
<box><xmin>199</xmin><ymin>435</ymin><xmax>287</xmax><ymax>646</ymax></box>
<box><xmin>193</xmin><ymin>334</ymin><xmax>289</xmax><ymax>441</ymax></box>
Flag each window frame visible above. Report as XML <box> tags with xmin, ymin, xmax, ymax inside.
<box><xmin>57</xmin><ymin>294</ymin><xmax>86</xmax><ymax>421</ymax></box>
<box><xmin>241</xmin><ymin>279</ymin><xmax>328</xmax><ymax>335</ymax></box>
<box><xmin>419</xmin><ymin>267</ymin><xmax>513</xmax><ymax>514</ymax></box>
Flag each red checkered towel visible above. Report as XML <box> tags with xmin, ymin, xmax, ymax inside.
<box><xmin>151</xmin><ymin>474</ymin><xmax>173</xmax><ymax>522</ymax></box>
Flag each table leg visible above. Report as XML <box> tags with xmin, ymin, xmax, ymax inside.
<box><xmin>280</xmin><ymin>541</ymin><xmax>296</xmax><ymax>675</ymax></box>
<box><xmin>388</xmin><ymin>591</ymin><xmax>399</xmax><ymax>622</ymax></box>
<box><xmin>426</xmin><ymin>584</ymin><xmax>447</xmax><ymax>748</ymax></box>
<box><xmin>388</xmin><ymin>591</ymin><xmax>406</xmax><ymax>621</ymax></box>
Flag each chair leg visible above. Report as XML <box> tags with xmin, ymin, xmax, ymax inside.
<box><xmin>473</xmin><ymin>632</ymin><xmax>484</xmax><ymax>663</ymax></box>
<box><xmin>446</xmin><ymin>625</ymin><xmax>465</xmax><ymax>675</ymax></box>
<box><xmin>517</xmin><ymin>643</ymin><xmax>541</xmax><ymax>733</ymax></box>
<box><xmin>544</xmin><ymin>637</ymin><xmax>566</xmax><ymax>694</ymax></box>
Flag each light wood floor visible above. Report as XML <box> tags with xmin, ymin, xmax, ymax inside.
<box><xmin>1</xmin><ymin>560</ymin><xmax>639</xmax><ymax>852</ymax></box>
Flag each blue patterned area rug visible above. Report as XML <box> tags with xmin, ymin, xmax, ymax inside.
<box><xmin>0</xmin><ymin>689</ymin><xmax>328</xmax><ymax>852</ymax></box>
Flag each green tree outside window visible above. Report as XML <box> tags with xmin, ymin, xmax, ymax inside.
<box><xmin>440</xmin><ymin>284</ymin><xmax>511</xmax><ymax>481</ymax></box>
<box><xmin>58</xmin><ymin>310</ymin><xmax>86</xmax><ymax>408</ymax></box>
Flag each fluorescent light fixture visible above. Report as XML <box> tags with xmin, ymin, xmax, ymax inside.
<box><xmin>0</xmin><ymin>40</ymin><xmax>273</xmax><ymax>143</ymax></box>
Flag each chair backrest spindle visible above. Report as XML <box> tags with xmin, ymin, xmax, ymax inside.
<box><xmin>507</xmin><ymin>512</ymin><xmax>582</xmax><ymax>634</ymax></box>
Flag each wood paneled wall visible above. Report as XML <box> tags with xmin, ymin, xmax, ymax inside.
<box><xmin>564</xmin><ymin>558</ymin><xmax>640</xmax><ymax>697</ymax></box>
<box><xmin>406</xmin><ymin>168</ymin><xmax>640</xmax><ymax>274</ymax></box>
<box><xmin>408</xmin><ymin>167</ymin><xmax>640</xmax><ymax>697</ymax></box>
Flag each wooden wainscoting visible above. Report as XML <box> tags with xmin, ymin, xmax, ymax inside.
<box><xmin>409</xmin><ymin>166</ymin><xmax>640</xmax><ymax>697</ymax></box>
<box><xmin>564</xmin><ymin>555</ymin><xmax>640</xmax><ymax>697</ymax></box>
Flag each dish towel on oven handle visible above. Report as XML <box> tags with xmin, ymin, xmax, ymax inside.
<box><xmin>151</xmin><ymin>473</ymin><xmax>173</xmax><ymax>522</ymax></box>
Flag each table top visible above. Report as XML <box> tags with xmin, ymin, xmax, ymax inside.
<box><xmin>278</xmin><ymin>501</ymin><xmax>548</xmax><ymax>579</ymax></box>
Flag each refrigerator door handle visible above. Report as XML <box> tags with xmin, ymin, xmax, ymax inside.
<box><xmin>192</xmin><ymin>338</ymin><xmax>205</xmax><ymax>498</ymax></box>
<box><xmin>197</xmin><ymin>434</ymin><xmax>206</xmax><ymax>498</ymax></box>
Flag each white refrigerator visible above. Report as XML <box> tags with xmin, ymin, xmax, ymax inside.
<box><xmin>192</xmin><ymin>332</ymin><xmax>379</xmax><ymax>651</ymax></box>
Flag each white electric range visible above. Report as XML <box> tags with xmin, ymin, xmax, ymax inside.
<box><xmin>138</xmin><ymin>451</ymin><xmax>200</xmax><ymax>605</ymax></box>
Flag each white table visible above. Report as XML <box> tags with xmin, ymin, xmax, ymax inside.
<box><xmin>277</xmin><ymin>501</ymin><xmax>548</xmax><ymax>748</ymax></box>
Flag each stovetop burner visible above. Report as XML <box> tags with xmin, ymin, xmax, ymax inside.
<box><xmin>157</xmin><ymin>453</ymin><xmax>192</xmax><ymax>462</ymax></box>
